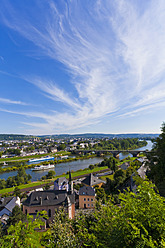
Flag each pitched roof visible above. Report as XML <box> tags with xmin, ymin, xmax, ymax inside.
<box><xmin>23</xmin><ymin>190</ymin><xmax>75</xmax><ymax>207</ymax></box>
<box><xmin>120</xmin><ymin>162</ymin><xmax>130</xmax><ymax>170</ymax></box>
<box><xmin>0</xmin><ymin>197</ymin><xmax>13</xmax><ymax>208</ymax></box>
<box><xmin>81</xmin><ymin>173</ymin><xmax>104</xmax><ymax>186</ymax></box>
<box><xmin>79</xmin><ymin>186</ymin><xmax>95</xmax><ymax>196</ymax></box>
<box><xmin>54</xmin><ymin>177</ymin><xmax>68</xmax><ymax>186</ymax></box>
<box><xmin>5</xmin><ymin>197</ymin><xmax>20</xmax><ymax>212</ymax></box>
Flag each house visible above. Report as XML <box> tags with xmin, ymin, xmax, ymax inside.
<box><xmin>81</xmin><ymin>173</ymin><xmax>105</xmax><ymax>188</ymax></box>
<box><xmin>23</xmin><ymin>172</ymin><xmax>75</xmax><ymax>226</ymax></box>
<box><xmin>120</xmin><ymin>162</ymin><xmax>130</xmax><ymax>170</ymax></box>
<box><xmin>79</xmin><ymin>143</ymin><xmax>88</xmax><ymax>149</ymax></box>
<box><xmin>51</xmin><ymin>147</ymin><xmax>57</xmax><ymax>153</ymax></box>
<box><xmin>0</xmin><ymin>196</ymin><xmax>21</xmax><ymax>224</ymax></box>
<box><xmin>22</xmin><ymin>190</ymin><xmax>75</xmax><ymax>225</ymax></box>
<box><xmin>79</xmin><ymin>186</ymin><xmax>95</xmax><ymax>209</ymax></box>
<box><xmin>134</xmin><ymin>157</ymin><xmax>146</xmax><ymax>163</ymax></box>
<box><xmin>54</xmin><ymin>177</ymin><xmax>69</xmax><ymax>191</ymax></box>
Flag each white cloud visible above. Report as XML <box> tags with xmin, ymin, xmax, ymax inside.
<box><xmin>0</xmin><ymin>0</ymin><xmax>165</xmax><ymax>133</ymax></box>
<box><xmin>0</xmin><ymin>56</ymin><xmax>4</xmax><ymax>61</ymax></box>
<box><xmin>0</xmin><ymin>97</ymin><xmax>28</xmax><ymax>105</ymax></box>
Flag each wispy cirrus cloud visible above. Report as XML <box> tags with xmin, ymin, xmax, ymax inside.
<box><xmin>0</xmin><ymin>56</ymin><xmax>4</xmax><ymax>61</ymax></box>
<box><xmin>0</xmin><ymin>0</ymin><xmax>165</xmax><ymax>133</ymax></box>
<box><xmin>0</xmin><ymin>97</ymin><xmax>28</xmax><ymax>105</ymax></box>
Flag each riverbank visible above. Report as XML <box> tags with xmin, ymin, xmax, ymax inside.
<box><xmin>0</xmin><ymin>165</ymin><xmax>109</xmax><ymax>195</ymax></box>
<box><xmin>0</xmin><ymin>140</ymin><xmax>152</xmax><ymax>182</ymax></box>
<box><xmin>0</xmin><ymin>154</ymin><xmax>97</xmax><ymax>173</ymax></box>
<box><xmin>0</xmin><ymin>153</ymin><xmax>143</xmax><ymax>196</ymax></box>
<box><xmin>0</xmin><ymin>151</ymin><xmax>71</xmax><ymax>163</ymax></box>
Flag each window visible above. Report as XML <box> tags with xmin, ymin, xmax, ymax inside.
<box><xmin>87</xmin><ymin>198</ymin><xmax>90</xmax><ymax>201</ymax></box>
<box><xmin>25</xmin><ymin>209</ymin><xmax>27</xmax><ymax>215</ymax></box>
<box><xmin>91</xmin><ymin>204</ymin><xmax>93</xmax><ymax>207</ymax></box>
<box><xmin>48</xmin><ymin>209</ymin><xmax>51</xmax><ymax>217</ymax></box>
<box><xmin>84</xmin><ymin>198</ymin><xmax>86</xmax><ymax>201</ymax></box>
<box><xmin>88</xmin><ymin>204</ymin><xmax>90</xmax><ymax>207</ymax></box>
<box><xmin>91</xmin><ymin>198</ymin><xmax>93</xmax><ymax>201</ymax></box>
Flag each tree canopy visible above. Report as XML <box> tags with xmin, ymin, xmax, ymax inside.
<box><xmin>147</xmin><ymin>122</ymin><xmax>165</xmax><ymax>196</ymax></box>
<box><xmin>40</xmin><ymin>181</ymin><xmax>165</xmax><ymax>248</ymax></box>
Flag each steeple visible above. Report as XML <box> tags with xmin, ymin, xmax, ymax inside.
<box><xmin>68</xmin><ymin>170</ymin><xmax>73</xmax><ymax>194</ymax></box>
<box><xmin>69</xmin><ymin>170</ymin><xmax>72</xmax><ymax>183</ymax></box>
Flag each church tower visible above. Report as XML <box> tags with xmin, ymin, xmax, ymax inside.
<box><xmin>68</xmin><ymin>170</ymin><xmax>73</xmax><ymax>194</ymax></box>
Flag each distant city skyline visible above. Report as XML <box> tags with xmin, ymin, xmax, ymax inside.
<box><xmin>0</xmin><ymin>0</ymin><xmax>165</xmax><ymax>135</ymax></box>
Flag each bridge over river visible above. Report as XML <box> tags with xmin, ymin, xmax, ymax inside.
<box><xmin>75</xmin><ymin>149</ymin><xmax>153</xmax><ymax>158</ymax></box>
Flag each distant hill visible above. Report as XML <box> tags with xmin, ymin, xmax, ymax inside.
<box><xmin>0</xmin><ymin>133</ymin><xmax>159</xmax><ymax>141</ymax></box>
<box><xmin>39</xmin><ymin>133</ymin><xmax>159</xmax><ymax>140</ymax></box>
<box><xmin>0</xmin><ymin>134</ymin><xmax>34</xmax><ymax>141</ymax></box>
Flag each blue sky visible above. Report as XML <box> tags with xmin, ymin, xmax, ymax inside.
<box><xmin>0</xmin><ymin>0</ymin><xmax>164</xmax><ymax>135</ymax></box>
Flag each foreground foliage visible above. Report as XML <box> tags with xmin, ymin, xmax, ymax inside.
<box><xmin>0</xmin><ymin>181</ymin><xmax>164</xmax><ymax>247</ymax></box>
<box><xmin>0</xmin><ymin>211</ymin><xmax>47</xmax><ymax>248</ymax></box>
<box><xmin>41</xmin><ymin>181</ymin><xmax>165</xmax><ymax>248</ymax></box>
<box><xmin>147</xmin><ymin>122</ymin><xmax>165</xmax><ymax>196</ymax></box>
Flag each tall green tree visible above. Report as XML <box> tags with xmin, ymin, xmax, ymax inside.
<box><xmin>113</xmin><ymin>169</ymin><xmax>126</xmax><ymax>186</ymax></box>
<box><xmin>6</xmin><ymin>205</ymin><xmax>26</xmax><ymax>227</ymax></box>
<box><xmin>13</xmin><ymin>186</ymin><xmax>21</xmax><ymax>198</ymax></box>
<box><xmin>41</xmin><ymin>208</ymin><xmax>78</xmax><ymax>248</ymax></box>
<box><xmin>147</xmin><ymin>122</ymin><xmax>165</xmax><ymax>196</ymax></box>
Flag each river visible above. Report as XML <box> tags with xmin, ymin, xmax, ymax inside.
<box><xmin>118</xmin><ymin>140</ymin><xmax>153</xmax><ymax>160</ymax></box>
<box><xmin>0</xmin><ymin>140</ymin><xmax>153</xmax><ymax>182</ymax></box>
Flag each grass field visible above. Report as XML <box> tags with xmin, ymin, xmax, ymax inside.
<box><xmin>100</xmin><ymin>174</ymin><xmax>114</xmax><ymax>181</ymax></box>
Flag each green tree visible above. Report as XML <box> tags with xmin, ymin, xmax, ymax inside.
<box><xmin>113</xmin><ymin>169</ymin><xmax>126</xmax><ymax>186</ymax></box>
<box><xmin>126</xmin><ymin>166</ymin><xmax>135</xmax><ymax>179</ymax></box>
<box><xmin>6</xmin><ymin>176</ymin><xmax>14</xmax><ymax>188</ymax></box>
<box><xmin>104</xmin><ymin>177</ymin><xmax>115</xmax><ymax>194</ymax></box>
<box><xmin>44</xmin><ymin>183</ymin><xmax>50</xmax><ymax>190</ymax></box>
<box><xmin>15</xmin><ymin>167</ymin><xmax>31</xmax><ymax>185</ymax></box>
<box><xmin>0</xmin><ymin>151</ymin><xmax>3</xmax><ymax>158</ymax></box>
<box><xmin>41</xmin><ymin>208</ymin><xmax>78</xmax><ymax>248</ymax></box>
<box><xmin>6</xmin><ymin>205</ymin><xmax>26</xmax><ymax>227</ymax></box>
<box><xmin>13</xmin><ymin>186</ymin><xmax>21</xmax><ymax>198</ymax></box>
<box><xmin>94</xmin><ymin>186</ymin><xmax>106</xmax><ymax>203</ymax></box>
<box><xmin>58</xmin><ymin>144</ymin><xmax>66</xmax><ymax>151</ymax></box>
<box><xmin>2</xmin><ymin>211</ymin><xmax>47</xmax><ymax>248</ymax></box>
<box><xmin>111</xmin><ymin>158</ymin><xmax>118</xmax><ymax>173</ymax></box>
<box><xmin>46</xmin><ymin>170</ymin><xmax>56</xmax><ymax>179</ymax></box>
<box><xmin>42</xmin><ymin>181</ymin><xmax>165</xmax><ymax>247</ymax></box>
<box><xmin>15</xmin><ymin>149</ymin><xmax>21</xmax><ymax>156</ymax></box>
<box><xmin>91</xmin><ymin>181</ymin><xmax>165</xmax><ymax>247</ymax></box>
<box><xmin>147</xmin><ymin>122</ymin><xmax>165</xmax><ymax>196</ymax></box>
<box><xmin>0</xmin><ymin>179</ymin><xmax>6</xmax><ymax>189</ymax></box>
<box><xmin>89</xmin><ymin>164</ymin><xmax>95</xmax><ymax>170</ymax></box>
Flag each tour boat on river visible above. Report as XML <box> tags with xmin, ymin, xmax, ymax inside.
<box><xmin>31</xmin><ymin>164</ymin><xmax>55</xmax><ymax>171</ymax></box>
<box><xmin>28</xmin><ymin>156</ymin><xmax>54</xmax><ymax>163</ymax></box>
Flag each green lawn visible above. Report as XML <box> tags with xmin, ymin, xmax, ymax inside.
<box><xmin>69</xmin><ymin>166</ymin><xmax>108</xmax><ymax>178</ymax></box>
<box><xmin>100</xmin><ymin>174</ymin><xmax>114</xmax><ymax>181</ymax></box>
